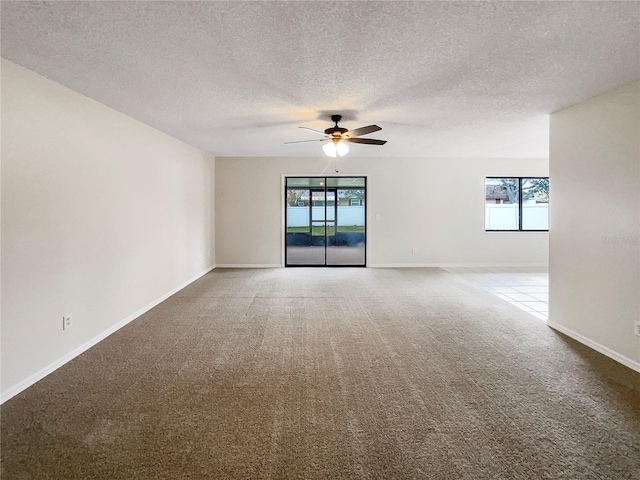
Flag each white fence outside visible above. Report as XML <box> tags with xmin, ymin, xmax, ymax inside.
<box><xmin>287</xmin><ymin>206</ymin><xmax>364</xmax><ymax>227</ymax></box>
<box><xmin>485</xmin><ymin>204</ymin><xmax>549</xmax><ymax>230</ymax></box>
<box><xmin>288</xmin><ymin>204</ymin><xmax>547</xmax><ymax>230</ymax></box>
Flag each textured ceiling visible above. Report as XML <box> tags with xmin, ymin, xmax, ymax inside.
<box><xmin>2</xmin><ymin>1</ymin><xmax>639</xmax><ymax>158</ymax></box>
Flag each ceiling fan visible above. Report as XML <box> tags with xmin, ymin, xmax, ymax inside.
<box><xmin>285</xmin><ymin>114</ymin><xmax>387</xmax><ymax>157</ymax></box>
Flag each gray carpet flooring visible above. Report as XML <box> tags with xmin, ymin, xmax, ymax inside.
<box><xmin>2</xmin><ymin>268</ymin><xmax>639</xmax><ymax>479</ymax></box>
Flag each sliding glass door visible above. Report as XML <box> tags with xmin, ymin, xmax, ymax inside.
<box><xmin>285</xmin><ymin>177</ymin><xmax>366</xmax><ymax>267</ymax></box>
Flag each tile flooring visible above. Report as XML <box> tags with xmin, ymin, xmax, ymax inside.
<box><xmin>445</xmin><ymin>266</ymin><xmax>549</xmax><ymax>321</ymax></box>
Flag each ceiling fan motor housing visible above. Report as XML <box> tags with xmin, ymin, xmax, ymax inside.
<box><xmin>325</xmin><ymin>114</ymin><xmax>348</xmax><ymax>136</ymax></box>
<box><xmin>325</xmin><ymin>127</ymin><xmax>348</xmax><ymax>136</ymax></box>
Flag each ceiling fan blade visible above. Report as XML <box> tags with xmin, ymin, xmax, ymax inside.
<box><xmin>284</xmin><ymin>138</ymin><xmax>329</xmax><ymax>144</ymax></box>
<box><xmin>344</xmin><ymin>137</ymin><xmax>387</xmax><ymax>145</ymax></box>
<box><xmin>346</xmin><ymin>125</ymin><xmax>382</xmax><ymax>137</ymax></box>
<box><xmin>299</xmin><ymin>127</ymin><xmax>327</xmax><ymax>135</ymax></box>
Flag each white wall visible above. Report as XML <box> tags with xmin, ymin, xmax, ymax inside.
<box><xmin>216</xmin><ymin>156</ymin><xmax>548</xmax><ymax>267</ymax></box>
<box><xmin>549</xmin><ymin>80</ymin><xmax>640</xmax><ymax>371</ymax></box>
<box><xmin>1</xmin><ymin>60</ymin><xmax>216</xmax><ymax>401</ymax></box>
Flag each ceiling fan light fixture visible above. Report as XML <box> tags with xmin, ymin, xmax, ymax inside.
<box><xmin>336</xmin><ymin>140</ymin><xmax>349</xmax><ymax>157</ymax></box>
<box><xmin>322</xmin><ymin>139</ymin><xmax>349</xmax><ymax>157</ymax></box>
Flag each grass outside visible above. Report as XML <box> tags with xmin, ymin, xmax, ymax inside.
<box><xmin>287</xmin><ymin>225</ymin><xmax>364</xmax><ymax>235</ymax></box>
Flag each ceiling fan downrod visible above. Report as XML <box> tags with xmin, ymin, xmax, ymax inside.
<box><xmin>326</xmin><ymin>115</ymin><xmax>348</xmax><ymax>136</ymax></box>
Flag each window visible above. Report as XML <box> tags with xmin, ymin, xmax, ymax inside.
<box><xmin>485</xmin><ymin>177</ymin><xmax>549</xmax><ymax>231</ymax></box>
<box><xmin>349</xmin><ymin>198</ymin><xmax>361</xmax><ymax>206</ymax></box>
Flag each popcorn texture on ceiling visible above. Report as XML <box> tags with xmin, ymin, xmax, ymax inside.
<box><xmin>1</xmin><ymin>1</ymin><xmax>639</xmax><ymax>158</ymax></box>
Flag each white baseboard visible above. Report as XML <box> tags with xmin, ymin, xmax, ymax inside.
<box><xmin>215</xmin><ymin>264</ymin><xmax>281</xmax><ymax>268</ymax></box>
<box><xmin>1</xmin><ymin>265</ymin><xmax>215</xmax><ymax>404</ymax></box>
<box><xmin>191</xmin><ymin>263</ymin><xmax>546</xmax><ymax>270</ymax></box>
<box><xmin>547</xmin><ymin>321</ymin><xmax>640</xmax><ymax>374</ymax></box>
<box><xmin>369</xmin><ymin>263</ymin><xmax>548</xmax><ymax>269</ymax></box>
<box><xmin>214</xmin><ymin>263</ymin><xmax>548</xmax><ymax>269</ymax></box>
<box><xmin>368</xmin><ymin>264</ymin><xmax>439</xmax><ymax>268</ymax></box>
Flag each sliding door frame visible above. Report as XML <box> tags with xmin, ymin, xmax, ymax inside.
<box><xmin>281</xmin><ymin>174</ymin><xmax>369</xmax><ymax>268</ymax></box>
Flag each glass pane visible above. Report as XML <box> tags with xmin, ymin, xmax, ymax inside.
<box><xmin>312</xmin><ymin>222</ymin><xmax>326</xmax><ymax>236</ymax></box>
<box><xmin>286</xmin><ymin>177</ymin><xmax>309</xmax><ymax>188</ymax></box>
<box><xmin>286</xmin><ymin>187</ymin><xmax>324</xmax><ymax>265</ymax></box>
<box><xmin>325</xmin><ymin>222</ymin><xmax>337</xmax><ymax>257</ymax></box>
<box><xmin>327</xmin><ymin>177</ymin><xmax>365</xmax><ymax>188</ymax></box>
<box><xmin>287</xmin><ymin>177</ymin><xmax>326</xmax><ymax>188</ymax></box>
<box><xmin>286</xmin><ymin>188</ymin><xmax>308</xmax><ymax>208</ymax></box>
<box><xmin>311</xmin><ymin>191</ymin><xmax>326</xmax><ymax>220</ymax></box>
<box><xmin>522</xmin><ymin>178</ymin><xmax>549</xmax><ymax>230</ymax></box>
<box><xmin>326</xmin><ymin>190</ymin><xmax>336</xmax><ymax>221</ymax></box>
<box><xmin>485</xmin><ymin>178</ymin><xmax>519</xmax><ymax>230</ymax></box>
<box><xmin>286</xmin><ymin>189</ymin><xmax>309</xmax><ymax>233</ymax></box>
<box><xmin>327</xmin><ymin>188</ymin><xmax>365</xmax><ymax>265</ymax></box>
<box><xmin>337</xmin><ymin>188</ymin><xmax>365</xmax><ymax>208</ymax></box>
<box><xmin>336</xmin><ymin>189</ymin><xmax>365</xmax><ymax>233</ymax></box>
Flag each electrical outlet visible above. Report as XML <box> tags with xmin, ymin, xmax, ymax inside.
<box><xmin>634</xmin><ymin>320</ymin><xmax>640</xmax><ymax>337</ymax></box>
<box><xmin>62</xmin><ymin>314</ymin><xmax>72</xmax><ymax>331</ymax></box>
<box><xmin>412</xmin><ymin>248</ymin><xmax>417</xmax><ymax>254</ymax></box>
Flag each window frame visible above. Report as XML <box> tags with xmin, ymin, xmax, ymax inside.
<box><xmin>485</xmin><ymin>176</ymin><xmax>549</xmax><ymax>232</ymax></box>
